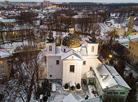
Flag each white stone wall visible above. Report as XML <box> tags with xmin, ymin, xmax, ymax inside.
<box><xmin>62</xmin><ymin>59</ymin><xmax>83</xmax><ymax>85</ymax></box>
<box><xmin>47</xmin><ymin>56</ymin><xmax>63</xmax><ymax>79</ymax></box>
<box><xmin>87</xmin><ymin>43</ymin><xmax>99</xmax><ymax>56</ymax></box>
<box><xmin>81</xmin><ymin>56</ymin><xmax>98</xmax><ymax>79</ymax></box>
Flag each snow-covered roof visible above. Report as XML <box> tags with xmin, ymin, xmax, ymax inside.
<box><xmin>133</xmin><ymin>25</ymin><xmax>138</xmax><ymax>31</ymax></box>
<box><xmin>97</xmin><ymin>23</ymin><xmax>109</xmax><ymax>33</ymax></box>
<box><xmin>2</xmin><ymin>24</ymin><xmax>33</xmax><ymax>31</ymax></box>
<box><xmin>73</xmin><ymin>15</ymin><xmax>89</xmax><ymax>19</ymax></box>
<box><xmin>106</xmin><ymin>65</ymin><xmax>131</xmax><ymax>89</ymax></box>
<box><xmin>97</xmin><ymin>34</ymin><xmax>110</xmax><ymax>41</ymax></box>
<box><xmin>110</xmin><ymin>13</ymin><xmax>116</xmax><ymax>17</ymax></box>
<box><xmin>61</xmin><ymin>50</ymin><xmax>84</xmax><ymax>61</ymax></box>
<box><xmin>110</xmin><ymin>13</ymin><xmax>120</xmax><ymax>18</ymax></box>
<box><xmin>0</xmin><ymin>48</ymin><xmax>11</xmax><ymax>58</ymax></box>
<box><xmin>116</xmin><ymin>34</ymin><xmax>138</xmax><ymax>44</ymax></box>
<box><xmin>0</xmin><ymin>19</ymin><xmax>16</xmax><ymax>23</ymax></box>
<box><xmin>80</xmin><ymin>46</ymin><xmax>87</xmax><ymax>56</ymax></box>
<box><xmin>93</xmin><ymin>64</ymin><xmax>131</xmax><ymax>90</ymax></box>
<box><xmin>55</xmin><ymin>46</ymin><xmax>64</xmax><ymax>55</ymax></box>
<box><xmin>110</xmin><ymin>23</ymin><xmax>125</xmax><ymax>29</ymax></box>
<box><xmin>86</xmin><ymin>71</ymin><xmax>94</xmax><ymax>78</ymax></box>
<box><xmin>63</xmin><ymin>93</ymin><xmax>83</xmax><ymax>102</ymax></box>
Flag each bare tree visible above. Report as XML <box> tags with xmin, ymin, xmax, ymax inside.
<box><xmin>3</xmin><ymin>45</ymin><xmax>40</xmax><ymax>102</ymax></box>
<box><xmin>17</xmin><ymin>11</ymin><xmax>38</xmax><ymax>44</ymax></box>
<box><xmin>108</xmin><ymin>29</ymin><xmax>119</xmax><ymax>46</ymax></box>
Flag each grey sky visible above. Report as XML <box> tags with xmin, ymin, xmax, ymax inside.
<box><xmin>1</xmin><ymin>0</ymin><xmax>138</xmax><ymax>3</ymax></box>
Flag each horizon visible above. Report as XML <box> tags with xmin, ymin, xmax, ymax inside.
<box><xmin>1</xmin><ymin>0</ymin><xmax>138</xmax><ymax>3</ymax></box>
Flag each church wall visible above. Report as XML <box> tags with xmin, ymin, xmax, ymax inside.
<box><xmin>62</xmin><ymin>60</ymin><xmax>82</xmax><ymax>86</ymax></box>
<box><xmin>47</xmin><ymin>56</ymin><xmax>63</xmax><ymax>79</ymax></box>
<box><xmin>81</xmin><ymin>56</ymin><xmax>98</xmax><ymax>79</ymax></box>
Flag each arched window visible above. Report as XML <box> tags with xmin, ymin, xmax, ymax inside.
<box><xmin>91</xmin><ymin>46</ymin><xmax>94</xmax><ymax>52</ymax></box>
<box><xmin>49</xmin><ymin>46</ymin><xmax>52</xmax><ymax>51</ymax></box>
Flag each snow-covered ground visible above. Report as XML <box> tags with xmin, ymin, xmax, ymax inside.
<box><xmin>47</xmin><ymin>83</ymin><xmax>98</xmax><ymax>102</ymax></box>
<box><xmin>124</xmin><ymin>64</ymin><xmax>138</xmax><ymax>78</ymax></box>
<box><xmin>88</xmin><ymin>85</ymin><xmax>98</xmax><ymax>98</ymax></box>
<box><xmin>0</xmin><ymin>84</ymin><xmax>5</xmax><ymax>92</ymax></box>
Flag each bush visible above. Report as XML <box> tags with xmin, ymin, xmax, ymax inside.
<box><xmin>76</xmin><ymin>83</ymin><xmax>81</xmax><ymax>89</ymax></box>
<box><xmin>64</xmin><ymin>83</ymin><xmax>68</xmax><ymax>89</ymax></box>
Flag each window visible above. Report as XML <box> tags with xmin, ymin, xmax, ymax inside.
<box><xmin>113</xmin><ymin>92</ymin><xmax>118</xmax><ymax>95</ymax></box>
<box><xmin>120</xmin><ymin>92</ymin><xmax>125</xmax><ymax>95</ymax></box>
<box><xmin>49</xmin><ymin>46</ymin><xmax>52</xmax><ymax>51</ymax></box>
<box><xmin>50</xmin><ymin>75</ymin><xmax>52</xmax><ymax>77</ymax></box>
<box><xmin>56</xmin><ymin>60</ymin><xmax>59</xmax><ymax>65</ymax></box>
<box><xmin>83</xmin><ymin>61</ymin><xmax>86</xmax><ymax>65</ymax></box>
<box><xmin>107</xmin><ymin>92</ymin><xmax>112</xmax><ymax>94</ymax></box>
<box><xmin>70</xmin><ymin>65</ymin><xmax>75</xmax><ymax>73</ymax></box>
<box><xmin>0</xmin><ymin>61</ymin><xmax>3</xmax><ymax>64</ymax></box>
<box><xmin>1</xmin><ymin>71</ymin><xmax>4</xmax><ymax>75</ymax></box>
<box><xmin>129</xmin><ymin>46</ymin><xmax>131</xmax><ymax>49</ymax></box>
<box><xmin>91</xmin><ymin>46</ymin><xmax>94</xmax><ymax>52</ymax></box>
<box><xmin>1</xmin><ymin>66</ymin><xmax>4</xmax><ymax>69</ymax></box>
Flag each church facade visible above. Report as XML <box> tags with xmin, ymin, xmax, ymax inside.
<box><xmin>38</xmin><ymin>27</ymin><xmax>131</xmax><ymax>102</ymax></box>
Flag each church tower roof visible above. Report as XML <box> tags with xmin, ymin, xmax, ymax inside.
<box><xmin>47</xmin><ymin>31</ymin><xmax>54</xmax><ymax>43</ymax></box>
<box><xmin>89</xmin><ymin>31</ymin><xmax>96</xmax><ymax>43</ymax></box>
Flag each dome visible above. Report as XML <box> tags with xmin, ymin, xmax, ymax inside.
<box><xmin>62</xmin><ymin>35</ymin><xmax>81</xmax><ymax>48</ymax></box>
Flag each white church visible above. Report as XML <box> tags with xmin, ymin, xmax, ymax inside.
<box><xmin>38</xmin><ymin>25</ymin><xmax>131</xmax><ymax>102</ymax></box>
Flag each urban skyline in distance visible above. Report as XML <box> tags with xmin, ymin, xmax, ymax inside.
<box><xmin>1</xmin><ymin>0</ymin><xmax>138</xmax><ymax>3</ymax></box>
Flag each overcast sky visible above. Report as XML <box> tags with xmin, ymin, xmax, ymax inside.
<box><xmin>1</xmin><ymin>0</ymin><xmax>138</xmax><ymax>3</ymax></box>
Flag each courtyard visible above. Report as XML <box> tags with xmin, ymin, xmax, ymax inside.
<box><xmin>47</xmin><ymin>80</ymin><xmax>99</xmax><ymax>102</ymax></box>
